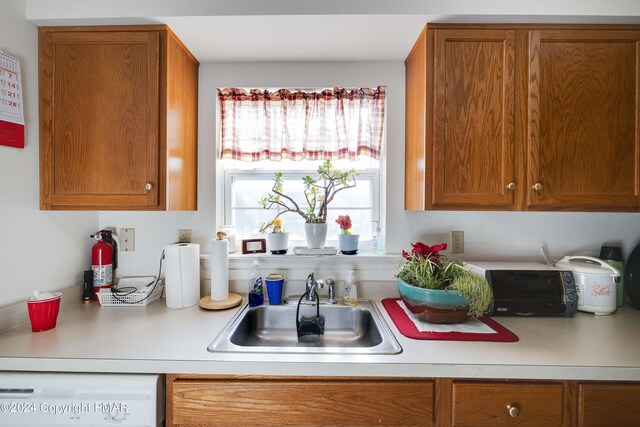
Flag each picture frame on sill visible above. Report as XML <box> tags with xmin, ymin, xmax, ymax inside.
<box><xmin>242</xmin><ymin>238</ymin><xmax>267</xmax><ymax>254</ymax></box>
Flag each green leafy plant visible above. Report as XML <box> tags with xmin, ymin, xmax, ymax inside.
<box><xmin>259</xmin><ymin>160</ymin><xmax>358</xmax><ymax>231</ymax></box>
<box><xmin>395</xmin><ymin>242</ymin><xmax>492</xmax><ymax>317</ymax></box>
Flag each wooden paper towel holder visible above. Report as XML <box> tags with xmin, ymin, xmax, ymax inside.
<box><xmin>199</xmin><ymin>293</ymin><xmax>242</xmax><ymax>310</ymax></box>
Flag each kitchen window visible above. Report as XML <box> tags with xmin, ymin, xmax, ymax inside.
<box><xmin>217</xmin><ymin>87</ymin><xmax>385</xmax><ymax>249</ymax></box>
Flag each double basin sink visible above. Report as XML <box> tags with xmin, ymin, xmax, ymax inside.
<box><xmin>208</xmin><ymin>300</ymin><xmax>402</xmax><ymax>355</ymax></box>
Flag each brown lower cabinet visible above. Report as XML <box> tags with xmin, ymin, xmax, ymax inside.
<box><xmin>166</xmin><ymin>375</ymin><xmax>640</xmax><ymax>427</ymax></box>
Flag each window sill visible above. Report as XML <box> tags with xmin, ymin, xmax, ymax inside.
<box><xmin>200</xmin><ymin>251</ymin><xmax>399</xmax><ymax>283</ymax></box>
<box><xmin>201</xmin><ymin>251</ymin><xmax>397</xmax><ymax>262</ymax></box>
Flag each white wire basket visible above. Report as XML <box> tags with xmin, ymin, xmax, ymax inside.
<box><xmin>97</xmin><ymin>279</ymin><xmax>164</xmax><ymax>307</ymax></box>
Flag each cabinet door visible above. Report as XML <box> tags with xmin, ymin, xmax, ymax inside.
<box><xmin>451</xmin><ymin>381</ymin><xmax>565</xmax><ymax>427</ymax></box>
<box><xmin>429</xmin><ymin>29</ymin><xmax>516</xmax><ymax>209</ymax></box>
<box><xmin>168</xmin><ymin>376</ymin><xmax>434</xmax><ymax>426</ymax></box>
<box><xmin>527</xmin><ymin>29</ymin><xmax>640</xmax><ymax>211</ymax></box>
<box><xmin>40</xmin><ymin>30</ymin><xmax>160</xmax><ymax>209</ymax></box>
<box><xmin>577</xmin><ymin>383</ymin><xmax>640</xmax><ymax>427</ymax></box>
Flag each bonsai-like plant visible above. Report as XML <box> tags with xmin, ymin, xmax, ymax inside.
<box><xmin>259</xmin><ymin>160</ymin><xmax>358</xmax><ymax>231</ymax></box>
<box><xmin>395</xmin><ymin>242</ymin><xmax>492</xmax><ymax>318</ymax></box>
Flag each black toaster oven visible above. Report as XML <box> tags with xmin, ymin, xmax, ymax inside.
<box><xmin>465</xmin><ymin>262</ymin><xmax>578</xmax><ymax>317</ymax></box>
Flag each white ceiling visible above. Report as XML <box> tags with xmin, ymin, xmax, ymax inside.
<box><xmin>162</xmin><ymin>15</ymin><xmax>433</xmax><ymax>62</ymax></box>
<box><xmin>25</xmin><ymin>0</ymin><xmax>640</xmax><ymax>63</ymax></box>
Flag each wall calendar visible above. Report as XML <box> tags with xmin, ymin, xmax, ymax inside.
<box><xmin>0</xmin><ymin>49</ymin><xmax>24</xmax><ymax>149</ymax></box>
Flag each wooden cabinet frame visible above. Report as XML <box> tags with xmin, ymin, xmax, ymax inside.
<box><xmin>39</xmin><ymin>25</ymin><xmax>199</xmax><ymax>210</ymax></box>
<box><xmin>406</xmin><ymin>24</ymin><xmax>640</xmax><ymax>212</ymax></box>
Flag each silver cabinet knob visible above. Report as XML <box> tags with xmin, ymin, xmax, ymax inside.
<box><xmin>532</xmin><ymin>183</ymin><xmax>542</xmax><ymax>191</ymax></box>
<box><xmin>506</xmin><ymin>182</ymin><xmax>516</xmax><ymax>190</ymax></box>
<box><xmin>507</xmin><ymin>404</ymin><xmax>520</xmax><ymax>418</ymax></box>
<box><xmin>144</xmin><ymin>182</ymin><xmax>154</xmax><ymax>191</ymax></box>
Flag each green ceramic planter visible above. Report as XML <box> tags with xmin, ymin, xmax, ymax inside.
<box><xmin>397</xmin><ymin>278</ymin><xmax>470</xmax><ymax>323</ymax></box>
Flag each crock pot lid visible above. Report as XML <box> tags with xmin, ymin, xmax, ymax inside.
<box><xmin>555</xmin><ymin>258</ymin><xmax>619</xmax><ymax>276</ymax></box>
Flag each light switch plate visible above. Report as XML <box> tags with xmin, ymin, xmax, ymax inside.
<box><xmin>120</xmin><ymin>228</ymin><xmax>135</xmax><ymax>252</ymax></box>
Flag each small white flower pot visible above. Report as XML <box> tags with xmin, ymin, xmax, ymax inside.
<box><xmin>304</xmin><ymin>223</ymin><xmax>328</xmax><ymax>249</ymax></box>
<box><xmin>338</xmin><ymin>234</ymin><xmax>359</xmax><ymax>254</ymax></box>
<box><xmin>267</xmin><ymin>232</ymin><xmax>289</xmax><ymax>254</ymax></box>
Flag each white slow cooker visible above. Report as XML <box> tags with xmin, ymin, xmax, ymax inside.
<box><xmin>555</xmin><ymin>256</ymin><xmax>620</xmax><ymax>315</ymax></box>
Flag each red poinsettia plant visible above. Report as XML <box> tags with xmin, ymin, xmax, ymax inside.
<box><xmin>402</xmin><ymin>242</ymin><xmax>447</xmax><ymax>263</ymax></box>
<box><xmin>335</xmin><ymin>215</ymin><xmax>353</xmax><ymax>235</ymax></box>
<box><xmin>397</xmin><ymin>241</ymin><xmax>457</xmax><ymax>290</ymax></box>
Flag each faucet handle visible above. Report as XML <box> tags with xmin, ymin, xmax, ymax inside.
<box><xmin>325</xmin><ymin>278</ymin><xmax>337</xmax><ymax>304</ymax></box>
<box><xmin>306</xmin><ymin>272</ymin><xmax>315</xmax><ymax>284</ymax></box>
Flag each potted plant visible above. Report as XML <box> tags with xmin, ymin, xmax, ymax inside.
<box><xmin>336</xmin><ymin>215</ymin><xmax>359</xmax><ymax>255</ymax></box>
<box><xmin>259</xmin><ymin>160</ymin><xmax>358</xmax><ymax>249</ymax></box>
<box><xmin>395</xmin><ymin>242</ymin><xmax>492</xmax><ymax>323</ymax></box>
<box><xmin>261</xmin><ymin>217</ymin><xmax>289</xmax><ymax>255</ymax></box>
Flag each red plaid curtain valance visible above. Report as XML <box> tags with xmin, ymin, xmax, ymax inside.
<box><xmin>218</xmin><ymin>87</ymin><xmax>385</xmax><ymax>161</ymax></box>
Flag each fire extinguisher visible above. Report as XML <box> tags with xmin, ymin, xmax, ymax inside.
<box><xmin>91</xmin><ymin>230</ymin><xmax>118</xmax><ymax>300</ymax></box>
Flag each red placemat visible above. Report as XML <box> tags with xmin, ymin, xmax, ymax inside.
<box><xmin>382</xmin><ymin>298</ymin><xmax>519</xmax><ymax>342</ymax></box>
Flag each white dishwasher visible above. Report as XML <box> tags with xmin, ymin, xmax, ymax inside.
<box><xmin>0</xmin><ymin>373</ymin><xmax>164</xmax><ymax>426</ymax></box>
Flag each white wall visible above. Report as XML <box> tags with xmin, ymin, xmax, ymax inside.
<box><xmin>0</xmin><ymin>0</ymin><xmax>97</xmax><ymax>306</ymax></box>
<box><xmin>101</xmin><ymin>60</ymin><xmax>640</xmax><ymax>279</ymax></box>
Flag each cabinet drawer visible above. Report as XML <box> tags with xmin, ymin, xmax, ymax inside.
<box><xmin>170</xmin><ymin>378</ymin><xmax>434</xmax><ymax>426</ymax></box>
<box><xmin>451</xmin><ymin>381</ymin><xmax>564</xmax><ymax>427</ymax></box>
<box><xmin>578</xmin><ymin>383</ymin><xmax>640</xmax><ymax>427</ymax></box>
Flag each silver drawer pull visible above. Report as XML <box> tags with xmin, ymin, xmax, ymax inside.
<box><xmin>507</xmin><ymin>404</ymin><xmax>520</xmax><ymax>418</ymax></box>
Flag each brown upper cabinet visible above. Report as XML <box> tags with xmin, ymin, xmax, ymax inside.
<box><xmin>405</xmin><ymin>24</ymin><xmax>640</xmax><ymax>212</ymax></box>
<box><xmin>39</xmin><ymin>25</ymin><xmax>199</xmax><ymax>210</ymax></box>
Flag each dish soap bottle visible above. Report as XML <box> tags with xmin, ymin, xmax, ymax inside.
<box><xmin>372</xmin><ymin>220</ymin><xmax>384</xmax><ymax>254</ymax></box>
<box><xmin>341</xmin><ymin>270</ymin><xmax>358</xmax><ymax>306</ymax></box>
<box><xmin>248</xmin><ymin>260</ymin><xmax>264</xmax><ymax>307</ymax></box>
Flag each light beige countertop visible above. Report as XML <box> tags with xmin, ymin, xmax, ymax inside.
<box><xmin>1</xmin><ymin>299</ymin><xmax>639</xmax><ymax>381</ymax></box>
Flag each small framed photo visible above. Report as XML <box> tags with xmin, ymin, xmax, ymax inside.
<box><xmin>242</xmin><ymin>238</ymin><xmax>267</xmax><ymax>254</ymax></box>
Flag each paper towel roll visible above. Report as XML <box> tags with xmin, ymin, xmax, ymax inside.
<box><xmin>211</xmin><ymin>239</ymin><xmax>229</xmax><ymax>301</ymax></box>
<box><xmin>165</xmin><ymin>243</ymin><xmax>200</xmax><ymax>308</ymax></box>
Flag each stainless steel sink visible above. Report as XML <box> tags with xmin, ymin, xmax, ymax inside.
<box><xmin>208</xmin><ymin>300</ymin><xmax>402</xmax><ymax>354</ymax></box>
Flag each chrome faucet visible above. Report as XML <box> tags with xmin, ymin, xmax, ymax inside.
<box><xmin>305</xmin><ymin>273</ymin><xmax>336</xmax><ymax>304</ymax></box>
<box><xmin>305</xmin><ymin>273</ymin><xmax>321</xmax><ymax>301</ymax></box>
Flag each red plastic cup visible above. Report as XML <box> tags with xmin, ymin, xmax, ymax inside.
<box><xmin>26</xmin><ymin>293</ymin><xmax>62</xmax><ymax>332</ymax></box>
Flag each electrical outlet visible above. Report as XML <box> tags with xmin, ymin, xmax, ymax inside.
<box><xmin>178</xmin><ymin>229</ymin><xmax>192</xmax><ymax>243</ymax></box>
<box><xmin>451</xmin><ymin>231</ymin><xmax>464</xmax><ymax>254</ymax></box>
<box><xmin>120</xmin><ymin>228</ymin><xmax>135</xmax><ymax>252</ymax></box>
